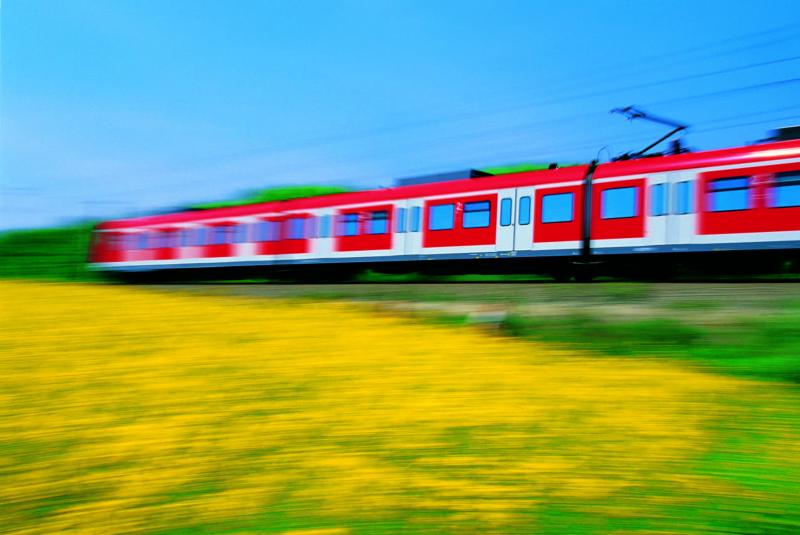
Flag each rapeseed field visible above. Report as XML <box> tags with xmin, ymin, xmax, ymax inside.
<box><xmin>1</xmin><ymin>281</ymin><xmax>799</xmax><ymax>534</ymax></box>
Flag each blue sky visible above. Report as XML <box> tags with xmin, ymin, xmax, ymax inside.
<box><xmin>2</xmin><ymin>0</ymin><xmax>800</xmax><ymax>229</ymax></box>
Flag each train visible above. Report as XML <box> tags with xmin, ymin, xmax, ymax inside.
<box><xmin>89</xmin><ymin>133</ymin><xmax>800</xmax><ymax>282</ymax></box>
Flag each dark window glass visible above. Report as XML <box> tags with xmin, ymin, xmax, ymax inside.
<box><xmin>320</xmin><ymin>215</ymin><xmax>331</xmax><ymax>237</ymax></box>
<box><xmin>340</xmin><ymin>213</ymin><xmax>359</xmax><ymax>236</ymax></box>
<box><xmin>462</xmin><ymin>200</ymin><xmax>491</xmax><ymax>228</ymax></box>
<box><xmin>270</xmin><ymin>221</ymin><xmax>282</xmax><ymax>241</ymax></box>
<box><xmin>429</xmin><ymin>204</ymin><xmax>455</xmax><ymax>230</ymax></box>
<box><xmin>396</xmin><ymin>207</ymin><xmax>407</xmax><ymax>233</ymax></box>
<box><xmin>233</xmin><ymin>224</ymin><xmax>248</xmax><ymax>243</ymax></box>
<box><xmin>287</xmin><ymin>218</ymin><xmax>305</xmax><ymax>240</ymax></box>
<box><xmin>306</xmin><ymin>217</ymin><xmax>317</xmax><ymax>239</ymax></box>
<box><xmin>650</xmin><ymin>184</ymin><xmax>667</xmax><ymax>216</ymax></box>
<box><xmin>162</xmin><ymin>232</ymin><xmax>177</xmax><ymax>248</ymax></box>
<box><xmin>367</xmin><ymin>210</ymin><xmax>389</xmax><ymax>234</ymax></box>
<box><xmin>675</xmin><ymin>181</ymin><xmax>693</xmax><ymax>214</ymax></box>
<box><xmin>411</xmin><ymin>206</ymin><xmax>421</xmax><ymax>232</ymax></box>
<box><xmin>518</xmin><ymin>196</ymin><xmax>531</xmax><ymax>225</ymax></box>
<box><xmin>179</xmin><ymin>229</ymin><xmax>191</xmax><ymax>247</ymax></box>
<box><xmin>210</xmin><ymin>226</ymin><xmax>228</xmax><ymax>245</ymax></box>
<box><xmin>708</xmin><ymin>177</ymin><xmax>749</xmax><ymax>212</ymax></box>
<box><xmin>188</xmin><ymin>229</ymin><xmax>199</xmax><ymax>246</ymax></box>
<box><xmin>500</xmin><ymin>198</ymin><xmax>513</xmax><ymax>226</ymax></box>
<box><xmin>601</xmin><ymin>186</ymin><xmax>638</xmax><ymax>219</ymax></box>
<box><xmin>541</xmin><ymin>192</ymin><xmax>574</xmax><ymax>223</ymax></box>
<box><xmin>772</xmin><ymin>172</ymin><xmax>800</xmax><ymax>208</ymax></box>
<box><xmin>255</xmin><ymin>222</ymin><xmax>268</xmax><ymax>241</ymax></box>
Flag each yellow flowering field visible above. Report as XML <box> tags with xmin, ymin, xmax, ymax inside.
<box><xmin>1</xmin><ymin>281</ymin><xmax>799</xmax><ymax>534</ymax></box>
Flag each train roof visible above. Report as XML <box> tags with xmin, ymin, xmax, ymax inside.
<box><xmin>97</xmin><ymin>138</ymin><xmax>800</xmax><ymax>230</ymax></box>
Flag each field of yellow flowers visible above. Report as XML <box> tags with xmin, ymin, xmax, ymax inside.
<box><xmin>2</xmin><ymin>281</ymin><xmax>799</xmax><ymax>534</ymax></box>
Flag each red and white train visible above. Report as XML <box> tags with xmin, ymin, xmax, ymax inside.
<box><xmin>90</xmin><ymin>136</ymin><xmax>800</xmax><ymax>281</ymax></box>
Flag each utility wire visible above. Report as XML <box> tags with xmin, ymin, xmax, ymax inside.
<box><xmin>113</xmin><ymin>61</ymin><xmax>800</xmax><ymax>193</ymax></box>
<box><xmin>86</xmin><ymin>24</ymin><xmax>800</xmax><ymax>184</ymax></box>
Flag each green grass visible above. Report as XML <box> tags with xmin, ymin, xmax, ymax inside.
<box><xmin>497</xmin><ymin>309</ymin><xmax>800</xmax><ymax>383</ymax></box>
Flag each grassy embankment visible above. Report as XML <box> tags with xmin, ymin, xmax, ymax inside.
<box><xmin>194</xmin><ymin>281</ymin><xmax>800</xmax><ymax>385</ymax></box>
<box><xmin>2</xmin><ymin>282</ymin><xmax>799</xmax><ymax>534</ymax></box>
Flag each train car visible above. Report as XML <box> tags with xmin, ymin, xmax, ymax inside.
<box><xmin>89</xmin><ymin>136</ymin><xmax>800</xmax><ymax>281</ymax></box>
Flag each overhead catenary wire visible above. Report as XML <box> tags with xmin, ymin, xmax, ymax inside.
<box><xmin>110</xmin><ymin>66</ymin><xmax>800</xmax><ymax>198</ymax></box>
<box><xmin>20</xmin><ymin>23</ymin><xmax>800</xmax><ymax>208</ymax></box>
<box><xmin>88</xmin><ymin>22</ymin><xmax>800</xmax><ymax>186</ymax></box>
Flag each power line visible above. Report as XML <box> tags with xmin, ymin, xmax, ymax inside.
<box><xmin>646</xmin><ymin>78</ymin><xmax>800</xmax><ymax>106</ymax></box>
<box><xmin>90</xmin><ymin>22</ymin><xmax>800</xmax><ymax>183</ymax></box>
<box><xmin>113</xmin><ymin>67</ymin><xmax>800</xmax><ymax>197</ymax></box>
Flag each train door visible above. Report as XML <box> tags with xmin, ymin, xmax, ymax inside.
<box><xmin>648</xmin><ymin>174</ymin><xmax>669</xmax><ymax>247</ymax></box>
<box><xmin>405</xmin><ymin>199</ymin><xmax>423</xmax><ymax>256</ymax></box>
<box><xmin>315</xmin><ymin>210</ymin><xmax>334</xmax><ymax>259</ymax></box>
<box><xmin>666</xmin><ymin>170</ymin><xmax>697</xmax><ymax>247</ymax></box>
<box><xmin>392</xmin><ymin>201</ymin><xmax>408</xmax><ymax>257</ymax></box>
<box><xmin>496</xmin><ymin>189</ymin><xmax>517</xmax><ymax>252</ymax></box>
<box><xmin>514</xmin><ymin>187</ymin><xmax>535</xmax><ymax>251</ymax></box>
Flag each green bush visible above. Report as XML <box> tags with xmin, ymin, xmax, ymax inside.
<box><xmin>0</xmin><ymin>224</ymin><xmax>99</xmax><ymax>281</ymax></box>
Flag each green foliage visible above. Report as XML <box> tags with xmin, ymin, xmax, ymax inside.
<box><xmin>0</xmin><ymin>224</ymin><xmax>99</xmax><ymax>281</ymax></box>
<box><xmin>479</xmin><ymin>162</ymin><xmax>581</xmax><ymax>175</ymax></box>
<box><xmin>190</xmin><ymin>185</ymin><xmax>351</xmax><ymax>209</ymax></box>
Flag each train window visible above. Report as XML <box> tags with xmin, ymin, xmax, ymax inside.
<box><xmin>411</xmin><ymin>206</ymin><xmax>421</xmax><ymax>232</ymax></box>
<box><xmin>156</xmin><ymin>232</ymin><xmax>169</xmax><ymax>249</ymax></box>
<box><xmin>518</xmin><ymin>196</ymin><xmax>531</xmax><ymax>225</ymax></box>
<box><xmin>153</xmin><ymin>232</ymin><xmax>165</xmax><ymax>249</ymax></box>
<box><xmin>429</xmin><ymin>204</ymin><xmax>455</xmax><ymax>230</ymax></box>
<box><xmin>500</xmin><ymin>198</ymin><xmax>513</xmax><ymax>226</ymax></box>
<box><xmin>255</xmin><ymin>222</ymin><xmax>269</xmax><ymax>241</ymax></box>
<box><xmin>196</xmin><ymin>228</ymin><xmax>208</xmax><ymax>246</ymax></box>
<box><xmin>233</xmin><ymin>224</ymin><xmax>249</xmax><ymax>243</ymax></box>
<box><xmin>124</xmin><ymin>234</ymin><xmax>137</xmax><ymax>250</ymax></box>
<box><xmin>287</xmin><ymin>218</ymin><xmax>306</xmax><ymax>240</ymax></box>
<box><xmin>160</xmin><ymin>232</ymin><xmax>176</xmax><ymax>249</ymax></box>
<box><xmin>210</xmin><ymin>226</ymin><xmax>228</xmax><ymax>245</ymax></box>
<box><xmin>771</xmin><ymin>172</ymin><xmax>800</xmax><ymax>208</ymax></box>
<box><xmin>541</xmin><ymin>192</ymin><xmax>574</xmax><ymax>223</ymax></box>
<box><xmin>179</xmin><ymin>229</ymin><xmax>191</xmax><ymax>247</ymax></box>
<box><xmin>270</xmin><ymin>221</ymin><xmax>282</xmax><ymax>241</ymax></box>
<box><xmin>367</xmin><ymin>210</ymin><xmax>389</xmax><ymax>234</ymax></box>
<box><xmin>675</xmin><ymin>181</ymin><xmax>694</xmax><ymax>214</ymax></box>
<box><xmin>340</xmin><ymin>213</ymin><xmax>360</xmax><ymax>236</ymax></box>
<box><xmin>396</xmin><ymin>207</ymin><xmax>407</xmax><ymax>233</ymax></box>
<box><xmin>650</xmin><ymin>184</ymin><xmax>668</xmax><ymax>216</ymax></box>
<box><xmin>138</xmin><ymin>233</ymin><xmax>150</xmax><ymax>250</ymax></box>
<box><xmin>601</xmin><ymin>186</ymin><xmax>638</xmax><ymax>219</ymax></box>
<box><xmin>463</xmin><ymin>200</ymin><xmax>491</xmax><ymax>228</ymax></box>
<box><xmin>320</xmin><ymin>215</ymin><xmax>332</xmax><ymax>237</ymax></box>
<box><xmin>708</xmin><ymin>177</ymin><xmax>749</xmax><ymax>212</ymax></box>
